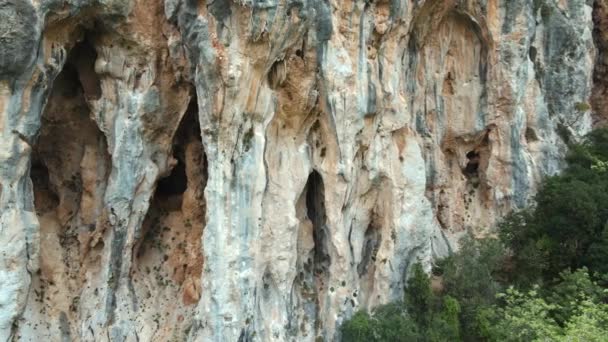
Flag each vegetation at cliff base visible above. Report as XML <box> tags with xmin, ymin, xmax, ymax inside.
<box><xmin>341</xmin><ymin>128</ymin><xmax>608</xmax><ymax>341</ymax></box>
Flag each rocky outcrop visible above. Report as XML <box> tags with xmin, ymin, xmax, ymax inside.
<box><xmin>0</xmin><ymin>0</ymin><xmax>598</xmax><ymax>341</ymax></box>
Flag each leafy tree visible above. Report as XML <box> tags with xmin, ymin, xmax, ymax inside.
<box><xmin>431</xmin><ymin>296</ymin><xmax>461</xmax><ymax>341</ymax></box>
<box><xmin>436</xmin><ymin>236</ymin><xmax>504</xmax><ymax>340</ymax></box>
<box><xmin>498</xmin><ymin>209</ymin><xmax>547</xmax><ymax>285</ymax></box>
<box><xmin>372</xmin><ymin>304</ymin><xmax>421</xmax><ymax>341</ymax></box>
<box><xmin>584</xmin><ymin>223</ymin><xmax>608</xmax><ymax>275</ymax></box>
<box><xmin>560</xmin><ymin>299</ymin><xmax>608</xmax><ymax>342</ymax></box>
<box><xmin>405</xmin><ymin>263</ymin><xmax>434</xmax><ymax>328</ymax></box>
<box><xmin>482</xmin><ymin>284</ymin><xmax>608</xmax><ymax>342</ymax></box>
<box><xmin>481</xmin><ymin>287</ymin><xmax>561</xmax><ymax>341</ymax></box>
<box><xmin>545</xmin><ymin>268</ymin><xmax>607</xmax><ymax>324</ymax></box>
<box><xmin>341</xmin><ymin>311</ymin><xmax>374</xmax><ymax>341</ymax></box>
<box><xmin>535</xmin><ymin>177</ymin><xmax>600</xmax><ymax>274</ymax></box>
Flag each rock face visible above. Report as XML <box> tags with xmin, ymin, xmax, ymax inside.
<box><xmin>0</xmin><ymin>0</ymin><xmax>599</xmax><ymax>341</ymax></box>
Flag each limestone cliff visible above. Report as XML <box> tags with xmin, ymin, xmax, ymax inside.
<box><xmin>0</xmin><ymin>0</ymin><xmax>599</xmax><ymax>341</ymax></box>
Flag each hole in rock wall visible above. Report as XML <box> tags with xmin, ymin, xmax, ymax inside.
<box><xmin>292</xmin><ymin>169</ymin><xmax>331</xmax><ymax>336</ymax></box>
<box><xmin>529</xmin><ymin>46</ymin><xmax>537</xmax><ymax>62</ymax></box>
<box><xmin>69</xmin><ymin>37</ymin><xmax>102</xmax><ymax>100</ymax></box>
<box><xmin>306</xmin><ymin>170</ymin><xmax>330</xmax><ymax>288</ymax></box>
<box><xmin>24</xmin><ymin>33</ymin><xmax>110</xmax><ymax>335</ymax></box>
<box><xmin>268</xmin><ymin>59</ymin><xmax>287</xmax><ymax>89</ymax></box>
<box><xmin>526</xmin><ymin>127</ymin><xmax>539</xmax><ymax>143</ymax></box>
<box><xmin>463</xmin><ymin>150</ymin><xmax>480</xmax><ymax>178</ymax></box>
<box><xmin>156</xmin><ymin>159</ymin><xmax>187</xmax><ymax>197</ymax></box>
<box><xmin>442</xmin><ymin>71</ymin><xmax>455</xmax><ymax>96</ymax></box>
<box><xmin>31</xmin><ymin>155</ymin><xmax>59</xmax><ymax>213</ymax></box>
<box><xmin>32</xmin><ymin>33</ymin><xmax>109</xmax><ymax>241</ymax></box>
<box><xmin>133</xmin><ymin>94</ymin><xmax>206</xmax><ymax>336</ymax></box>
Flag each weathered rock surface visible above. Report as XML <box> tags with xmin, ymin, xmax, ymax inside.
<box><xmin>0</xmin><ymin>0</ymin><xmax>600</xmax><ymax>340</ymax></box>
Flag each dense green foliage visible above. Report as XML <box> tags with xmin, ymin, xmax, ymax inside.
<box><xmin>500</xmin><ymin>129</ymin><xmax>608</xmax><ymax>283</ymax></box>
<box><xmin>341</xmin><ymin>129</ymin><xmax>608</xmax><ymax>341</ymax></box>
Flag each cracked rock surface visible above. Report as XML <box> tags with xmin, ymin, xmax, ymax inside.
<box><xmin>0</xmin><ymin>0</ymin><xmax>601</xmax><ymax>341</ymax></box>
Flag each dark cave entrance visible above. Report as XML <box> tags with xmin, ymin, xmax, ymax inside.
<box><xmin>68</xmin><ymin>37</ymin><xmax>102</xmax><ymax>100</ymax></box>
<box><xmin>31</xmin><ymin>33</ymin><xmax>107</xmax><ymax>218</ymax></box>
<box><xmin>463</xmin><ymin>150</ymin><xmax>480</xmax><ymax>178</ymax></box>
<box><xmin>156</xmin><ymin>160</ymin><xmax>187</xmax><ymax>197</ymax></box>
<box><xmin>305</xmin><ymin>170</ymin><xmax>330</xmax><ymax>283</ymax></box>
<box><xmin>153</xmin><ymin>96</ymin><xmax>204</xmax><ymax>209</ymax></box>
<box><xmin>31</xmin><ymin>154</ymin><xmax>59</xmax><ymax>214</ymax></box>
<box><xmin>24</xmin><ymin>32</ymin><xmax>110</xmax><ymax>327</ymax></box>
<box><xmin>135</xmin><ymin>93</ymin><xmax>206</xmax><ymax>307</ymax></box>
<box><xmin>462</xmin><ymin>129</ymin><xmax>492</xmax><ymax>189</ymax></box>
<box><xmin>291</xmin><ymin>169</ymin><xmax>332</xmax><ymax>335</ymax></box>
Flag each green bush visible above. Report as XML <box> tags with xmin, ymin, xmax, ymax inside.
<box><xmin>482</xmin><ymin>286</ymin><xmax>561</xmax><ymax>341</ymax></box>
<box><xmin>341</xmin><ymin>263</ymin><xmax>461</xmax><ymax>342</ymax></box>
<box><xmin>546</xmin><ymin>268</ymin><xmax>608</xmax><ymax>325</ymax></box>
<box><xmin>481</xmin><ymin>281</ymin><xmax>608</xmax><ymax>342</ymax></box>
<box><xmin>405</xmin><ymin>263</ymin><xmax>434</xmax><ymax>328</ymax></box>
<box><xmin>340</xmin><ymin>304</ymin><xmax>420</xmax><ymax>342</ymax></box>
<box><xmin>436</xmin><ymin>236</ymin><xmax>504</xmax><ymax>340</ymax></box>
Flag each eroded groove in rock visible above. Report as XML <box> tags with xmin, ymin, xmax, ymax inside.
<box><xmin>18</xmin><ymin>36</ymin><xmax>111</xmax><ymax>339</ymax></box>
<box><xmin>293</xmin><ymin>170</ymin><xmax>331</xmax><ymax>339</ymax></box>
<box><xmin>132</xmin><ymin>94</ymin><xmax>206</xmax><ymax>339</ymax></box>
<box><xmin>306</xmin><ymin>170</ymin><xmax>330</xmax><ymax>292</ymax></box>
<box><xmin>409</xmin><ymin>8</ymin><xmax>493</xmax><ymax>236</ymax></box>
<box><xmin>357</xmin><ymin>218</ymin><xmax>380</xmax><ymax>278</ymax></box>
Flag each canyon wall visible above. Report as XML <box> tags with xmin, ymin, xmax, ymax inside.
<box><xmin>0</xmin><ymin>0</ymin><xmax>598</xmax><ymax>341</ymax></box>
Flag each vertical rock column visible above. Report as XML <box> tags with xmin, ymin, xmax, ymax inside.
<box><xmin>310</xmin><ymin>0</ymin><xmax>444</xmax><ymax>338</ymax></box>
<box><xmin>169</xmin><ymin>0</ymin><xmax>309</xmax><ymax>340</ymax></box>
<box><xmin>73</xmin><ymin>4</ymin><xmax>192</xmax><ymax>338</ymax></box>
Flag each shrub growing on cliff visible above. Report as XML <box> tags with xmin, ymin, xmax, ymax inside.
<box><xmin>405</xmin><ymin>263</ymin><xmax>433</xmax><ymax>328</ymax></box>
<box><xmin>340</xmin><ymin>303</ymin><xmax>420</xmax><ymax>341</ymax></box>
<box><xmin>341</xmin><ymin>263</ymin><xmax>461</xmax><ymax>342</ymax></box>
<box><xmin>435</xmin><ymin>236</ymin><xmax>505</xmax><ymax>341</ymax></box>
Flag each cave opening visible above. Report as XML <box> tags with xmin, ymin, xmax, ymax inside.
<box><xmin>305</xmin><ymin>170</ymin><xmax>330</xmax><ymax>288</ymax></box>
<box><xmin>156</xmin><ymin>160</ymin><xmax>188</xmax><ymax>198</ymax></box>
<box><xmin>154</xmin><ymin>97</ymin><xmax>201</xmax><ymax>204</ymax></box>
<box><xmin>267</xmin><ymin>59</ymin><xmax>286</xmax><ymax>89</ymax></box>
<box><xmin>24</xmin><ymin>31</ymin><xmax>110</xmax><ymax>328</ymax></box>
<box><xmin>526</xmin><ymin>127</ymin><xmax>539</xmax><ymax>143</ymax></box>
<box><xmin>136</xmin><ymin>92</ymin><xmax>206</xmax><ymax>308</ymax></box>
<box><xmin>291</xmin><ymin>169</ymin><xmax>332</xmax><ymax>335</ymax></box>
<box><xmin>32</xmin><ymin>31</ymin><xmax>108</xmax><ymax>219</ymax></box>
<box><xmin>66</xmin><ymin>35</ymin><xmax>102</xmax><ymax>101</ymax></box>
<box><xmin>31</xmin><ymin>153</ymin><xmax>59</xmax><ymax>214</ymax></box>
<box><xmin>463</xmin><ymin>150</ymin><xmax>480</xmax><ymax>178</ymax></box>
